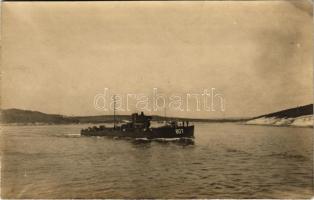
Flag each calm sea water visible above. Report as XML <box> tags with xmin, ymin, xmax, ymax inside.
<box><xmin>1</xmin><ymin>123</ymin><xmax>313</xmax><ymax>199</ymax></box>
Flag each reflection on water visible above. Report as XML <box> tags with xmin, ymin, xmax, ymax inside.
<box><xmin>1</xmin><ymin>123</ymin><xmax>313</xmax><ymax>198</ymax></box>
<box><xmin>132</xmin><ymin>137</ymin><xmax>195</xmax><ymax>145</ymax></box>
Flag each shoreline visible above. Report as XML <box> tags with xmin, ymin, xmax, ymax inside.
<box><xmin>245</xmin><ymin>115</ymin><xmax>313</xmax><ymax>128</ymax></box>
<box><xmin>1</xmin><ymin>120</ymin><xmax>312</xmax><ymax>128</ymax></box>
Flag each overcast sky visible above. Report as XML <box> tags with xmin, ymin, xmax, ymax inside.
<box><xmin>1</xmin><ymin>1</ymin><xmax>313</xmax><ymax>118</ymax></box>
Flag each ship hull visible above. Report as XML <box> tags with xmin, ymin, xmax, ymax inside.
<box><xmin>81</xmin><ymin>126</ymin><xmax>194</xmax><ymax>139</ymax></box>
<box><xmin>149</xmin><ymin>126</ymin><xmax>194</xmax><ymax>139</ymax></box>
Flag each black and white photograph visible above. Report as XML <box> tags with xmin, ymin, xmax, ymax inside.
<box><xmin>0</xmin><ymin>1</ymin><xmax>313</xmax><ymax>199</ymax></box>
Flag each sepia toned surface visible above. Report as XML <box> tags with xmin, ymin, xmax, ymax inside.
<box><xmin>1</xmin><ymin>1</ymin><xmax>313</xmax><ymax>118</ymax></box>
<box><xmin>1</xmin><ymin>1</ymin><xmax>313</xmax><ymax>199</ymax></box>
<box><xmin>1</xmin><ymin>124</ymin><xmax>312</xmax><ymax>199</ymax></box>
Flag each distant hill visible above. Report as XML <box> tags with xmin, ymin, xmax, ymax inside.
<box><xmin>0</xmin><ymin>108</ymin><xmax>247</xmax><ymax>124</ymax></box>
<box><xmin>5</xmin><ymin>105</ymin><xmax>311</xmax><ymax>126</ymax></box>
<box><xmin>0</xmin><ymin>109</ymin><xmax>79</xmax><ymax>124</ymax></box>
<box><xmin>246</xmin><ymin>104</ymin><xmax>313</xmax><ymax>127</ymax></box>
<box><xmin>254</xmin><ymin>104</ymin><xmax>313</xmax><ymax>119</ymax></box>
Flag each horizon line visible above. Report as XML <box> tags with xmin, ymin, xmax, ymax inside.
<box><xmin>2</xmin><ymin>103</ymin><xmax>313</xmax><ymax>120</ymax></box>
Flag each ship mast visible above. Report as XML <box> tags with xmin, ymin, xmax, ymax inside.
<box><xmin>113</xmin><ymin>95</ymin><xmax>116</xmax><ymax>129</ymax></box>
<box><xmin>164</xmin><ymin>104</ymin><xmax>167</xmax><ymax>123</ymax></box>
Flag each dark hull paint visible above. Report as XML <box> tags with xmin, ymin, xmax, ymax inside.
<box><xmin>81</xmin><ymin>125</ymin><xmax>194</xmax><ymax>139</ymax></box>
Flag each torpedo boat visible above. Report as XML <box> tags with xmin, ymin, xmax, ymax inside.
<box><xmin>81</xmin><ymin>112</ymin><xmax>194</xmax><ymax>140</ymax></box>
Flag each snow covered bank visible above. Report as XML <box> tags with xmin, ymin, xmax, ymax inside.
<box><xmin>246</xmin><ymin>115</ymin><xmax>313</xmax><ymax>128</ymax></box>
